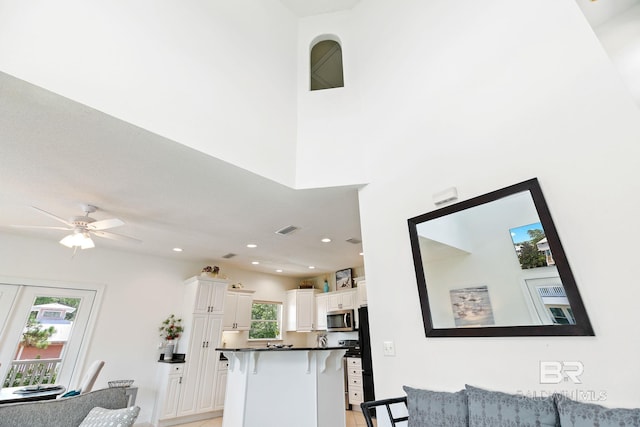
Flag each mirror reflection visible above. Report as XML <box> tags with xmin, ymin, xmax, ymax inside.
<box><xmin>407</xmin><ymin>178</ymin><xmax>594</xmax><ymax>337</ymax></box>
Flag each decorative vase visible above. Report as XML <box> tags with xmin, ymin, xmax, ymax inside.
<box><xmin>323</xmin><ymin>280</ymin><xmax>330</xmax><ymax>293</ymax></box>
<box><xmin>165</xmin><ymin>341</ymin><xmax>175</xmax><ymax>360</ymax></box>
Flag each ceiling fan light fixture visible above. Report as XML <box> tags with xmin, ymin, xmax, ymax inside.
<box><xmin>60</xmin><ymin>231</ymin><xmax>95</xmax><ymax>249</ymax></box>
<box><xmin>81</xmin><ymin>235</ymin><xmax>95</xmax><ymax>249</ymax></box>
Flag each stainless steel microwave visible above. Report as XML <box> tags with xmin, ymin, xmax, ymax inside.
<box><xmin>327</xmin><ymin>309</ymin><xmax>355</xmax><ymax>332</ymax></box>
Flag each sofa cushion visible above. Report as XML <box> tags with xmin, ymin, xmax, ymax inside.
<box><xmin>0</xmin><ymin>387</ymin><xmax>129</xmax><ymax>427</ymax></box>
<box><xmin>78</xmin><ymin>405</ymin><xmax>140</xmax><ymax>427</ymax></box>
<box><xmin>466</xmin><ymin>384</ymin><xmax>559</xmax><ymax>427</ymax></box>
<box><xmin>403</xmin><ymin>385</ymin><xmax>468</xmax><ymax>427</ymax></box>
<box><xmin>555</xmin><ymin>394</ymin><xmax>640</xmax><ymax>427</ymax></box>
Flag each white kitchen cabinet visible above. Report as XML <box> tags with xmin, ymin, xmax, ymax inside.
<box><xmin>152</xmin><ymin>276</ymin><xmax>227</xmax><ymax>425</ymax></box>
<box><xmin>184</xmin><ymin>276</ymin><xmax>227</xmax><ymax>315</ymax></box>
<box><xmin>152</xmin><ymin>363</ymin><xmax>184</xmax><ymax>423</ymax></box>
<box><xmin>213</xmin><ymin>358</ymin><xmax>229</xmax><ymax>410</ymax></box>
<box><xmin>315</xmin><ymin>294</ymin><xmax>328</xmax><ymax>330</ymax></box>
<box><xmin>286</xmin><ymin>289</ymin><xmax>318</xmax><ymax>331</ymax></box>
<box><xmin>346</xmin><ymin>357</ymin><xmax>364</xmax><ymax>410</ymax></box>
<box><xmin>222</xmin><ymin>290</ymin><xmax>254</xmax><ymax>331</ymax></box>
<box><xmin>327</xmin><ymin>289</ymin><xmax>356</xmax><ymax>312</ymax></box>
<box><xmin>357</xmin><ymin>280</ymin><xmax>367</xmax><ymax>307</ymax></box>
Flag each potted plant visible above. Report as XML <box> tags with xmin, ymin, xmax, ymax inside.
<box><xmin>159</xmin><ymin>314</ymin><xmax>183</xmax><ymax>360</ymax></box>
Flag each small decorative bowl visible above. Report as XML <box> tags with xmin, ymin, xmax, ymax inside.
<box><xmin>108</xmin><ymin>380</ymin><xmax>134</xmax><ymax>388</ymax></box>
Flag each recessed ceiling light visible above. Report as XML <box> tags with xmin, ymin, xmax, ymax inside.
<box><xmin>276</xmin><ymin>269</ymin><xmax>283</xmax><ymax>273</ymax></box>
<box><xmin>172</xmin><ymin>248</ymin><xmax>183</xmax><ymax>252</ymax></box>
<box><xmin>321</xmin><ymin>238</ymin><xmax>331</xmax><ymax>243</ymax></box>
<box><xmin>252</xmin><ymin>261</ymin><xmax>260</xmax><ymax>265</ymax></box>
<box><xmin>359</xmin><ymin>252</ymin><xmax>364</xmax><ymax>256</ymax></box>
<box><xmin>308</xmin><ymin>266</ymin><xmax>315</xmax><ymax>269</ymax></box>
<box><xmin>247</xmin><ymin>243</ymin><xmax>257</xmax><ymax>248</ymax></box>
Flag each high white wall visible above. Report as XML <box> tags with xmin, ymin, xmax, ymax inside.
<box><xmin>0</xmin><ymin>232</ymin><xmax>299</xmax><ymax>424</ymax></box>
<box><xmin>350</xmin><ymin>0</ymin><xmax>640</xmax><ymax>407</ymax></box>
<box><xmin>0</xmin><ymin>0</ymin><xmax>299</xmax><ymax>186</ymax></box>
<box><xmin>594</xmin><ymin>3</ymin><xmax>640</xmax><ymax>107</ymax></box>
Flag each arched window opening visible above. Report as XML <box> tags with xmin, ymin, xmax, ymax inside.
<box><xmin>310</xmin><ymin>40</ymin><xmax>344</xmax><ymax>91</ymax></box>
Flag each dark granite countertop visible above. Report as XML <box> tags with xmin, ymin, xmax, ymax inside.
<box><xmin>216</xmin><ymin>346</ymin><xmax>346</xmax><ymax>352</ymax></box>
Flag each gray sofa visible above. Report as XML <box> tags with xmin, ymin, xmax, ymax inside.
<box><xmin>361</xmin><ymin>384</ymin><xmax>640</xmax><ymax>427</ymax></box>
<box><xmin>0</xmin><ymin>387</ymin><xmax>129</xmax><ymax>427</ymax></box>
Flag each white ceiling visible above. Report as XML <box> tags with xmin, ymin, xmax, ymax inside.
<box><xmin>0</xmin><ymin>72</ymin><xmax>364</xmax><ymax>277</ymax></box>
<box><xmin>279</xmin><ymin>0</ymin><xmax>360</xmax><ymax>17</ymax></box>
<box><xmin>575</xmin><ymin>0</ymin><xmax>640</xmax><ymax>28</ymax></box>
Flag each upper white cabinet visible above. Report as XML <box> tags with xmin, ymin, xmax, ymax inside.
<box><xmin>184</xmin><ymin>276</ymin><xmax>227</xmax><ymax>315</ymax></box>
<box><xmin>327</xmin><ymin>289</ymin><xmax>356</xmax><ymax>312</ymax></box>
<box><xmin>357</xmin><ymin>280</ymin><xmax>367</xmax><ymax>307</ymax></box>
<box><xmin>286</xmin><ymin>289</ymin><xmax>318</xmax><ymax>332</ymax></box>
<box><xmin>222</xmin><ymin>290</ymin><xmax>255</xmax><ymax>331</ymax></box>
<box><xmin>315</xmin><ymin>294</ymin><xmax>329</xmax><ymax>331</ymax></box>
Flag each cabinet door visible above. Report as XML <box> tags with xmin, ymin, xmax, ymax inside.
<box><xmin>285</xmin><ymin>291</ymin><xmax>297</xmax><ymax>332</ymax></box>
<box><xmin>161</xmin><ymin>374</ymin><xmax>182</xmax><ymax>419</ymax></box>
<box><xmin>177</xmin><ymin>315</ymin><xmax>208</xmax><ymax>416</ymax></box>
<box><xmin>209</xmin><ymin>284</ymin><xmax>227</xmax><ymax>314</ymax></box>
<box><xmin>341</xmin><ymin>290</ymin><xmax>355</xmax><ymax>309</ymax></box>
<box><xmin>327</xmin><ymin>293</ymin><xmax>341</xmax><ymax>311</ymax></box>
<box><xmin>234</xmin><ymin>293</ymin><xmax>253</xmax><ymax>330</ymax></box>
<box><xmin>296</xmin><ymin>291</ymin><xmax>315</xmax><ymax>331</ymax></box>
<box><xmin>193</xmin><ymin>283</ymin><xmax>213</xmax><ymax>314</ymax></box>
<box><xmin>214</xmin><ymin>369</ymin><xmax>228</xmax><ymax>410</ymax></box>
<box><xmin>316</xmin><ymin>294</ymin><xmax>328</xmax><ymax>330</ymax></box>
<box><xmin>193</xmin><ymin>281</ymin><xmax>227</xmax><ymax>314</ymax></box>
<box><xmin>222</xmin><ymin>293</ymin><xmax>238</xmax><ymax>330</ymax></box>
<box><xmin>196</xmin><ymin>318</ymin><xmax>223</xmax><ymax>413</ymax></box>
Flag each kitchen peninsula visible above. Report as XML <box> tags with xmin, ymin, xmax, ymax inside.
<box><xmin>216</xmin><ymin>346</ymin><xmax>347</xmax><ymax>427</ymax></box>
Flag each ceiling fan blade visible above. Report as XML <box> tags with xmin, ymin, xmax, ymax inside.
<box><xmin>92</xmin><ymin>230</ymin><xmax>142</xmax><ymax>244</ymax></box>
<box><xmin>9</xmin><ymin>225</ymin><xmax>71</xmax><ymax>230</ymax></box>
<box><xmin>31</xmin><ymin>206</ymin><xmax>73</xmax><ymax>226</ymax></box>
<box><xmin>88</xmin><ymin>218</ymin><xmax>125</xmax><ymax>231</ymax></box>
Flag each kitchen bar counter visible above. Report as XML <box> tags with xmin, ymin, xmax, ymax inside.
<box><xmin>217</xmin><ymin>347</ymin><xmax>347</xmax><ymax>427</ymax></box>
<box><xmin>216</xmin><ymin>346</ymin><xmax>344</xmax><ymax>352</ymax></box>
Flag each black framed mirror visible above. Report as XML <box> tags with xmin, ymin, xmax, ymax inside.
<box><xmin>407</xmin><ymin>178</ymin><xmax>594</xmax><ymax>337</ymax></box>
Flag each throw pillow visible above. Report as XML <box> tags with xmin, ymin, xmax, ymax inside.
<box><xmin>60</xmin><ymin>389</ymin><xmax>80</xmax><ymax>398</ymax></box>
<box><xmin>555</xmin><ymin>394</ymin><xmax>640</xmax><ymax>427</ymax></box>
<box><xmin>78</xmin><ymin>405</ymin><xmax>140</xmax><ymax>427</ymax></box>
<box><xmin>466</xmin><ymin>384</ymin><xmax>559</xmax><ymax>427</ymax></box>
<box><xmin>403</xmin><ymin>385</ymin><xmax>468</xmax><ymax>427</ymax></box>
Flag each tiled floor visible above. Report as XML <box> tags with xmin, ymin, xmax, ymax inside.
<box><xmin>172</xmin><ymin>409</ymin><xmax>368</xmax><ymax>427</ymax></box>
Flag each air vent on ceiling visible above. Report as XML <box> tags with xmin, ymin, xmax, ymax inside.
<box><xmin>275</xmin><ymin>225</ymin><xmax>299</xmax><ymax>236</ymax></box>
<box><xmin>346</xmin><ymin>238</ymin><xmax>362</xmax><ymax>244</ymax></box>
<box><xmin>222</xmin><ymin>253</ymin><xmax>237</xmax><ymax>259</ymax></box>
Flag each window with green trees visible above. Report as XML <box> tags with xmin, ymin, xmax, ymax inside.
<box><xmin>249</xmin><ymin>301</ymin><xmax>282</xmax><ymax>340</ymax></box>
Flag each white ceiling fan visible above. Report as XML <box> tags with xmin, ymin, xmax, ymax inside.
<box><xmin>11</xmin><ymin>204</ymin><xmax>141</xmax><ymax>251</ymax></box>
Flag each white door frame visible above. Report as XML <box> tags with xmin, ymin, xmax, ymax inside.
<box><xmin>0</xmin><ymin>276</ymin><xmax>104</xmax><ymax>389</ymax></box>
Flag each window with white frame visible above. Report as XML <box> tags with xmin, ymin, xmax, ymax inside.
<box><xmin>249</xmin><ymin>301</ymin><xmax>282</xmax><ymax>340</ymax></box>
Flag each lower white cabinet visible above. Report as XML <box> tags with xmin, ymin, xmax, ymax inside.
<box><xmin>346</xmin><ymin>357</ymin><xmax>364</xmax><ymax>409</ymax></box>
<box><xmin>213</xmin><ymin>357</ymin><xmax>229</xmax><ymax>410</ymax></box>
<box><xmin>152</xmin><ymin>363</ymin><xmax>185</xmax><ymax>423</ymax></box>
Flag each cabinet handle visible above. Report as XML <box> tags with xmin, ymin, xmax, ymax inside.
<box><xmin>179</xmin><ymin>377</ymin><xmax>182</xmax><ymax>384</ymax></box>
<box><xmin>202</xmin><ymin>341</ymin><xmax>206</xmax><ymax>348</ymax></box>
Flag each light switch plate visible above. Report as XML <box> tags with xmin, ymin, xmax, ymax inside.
<box><xmin>383</xmin><ymin>341</ymin><xmax>395</xmax><ymax>356</ymax></box>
